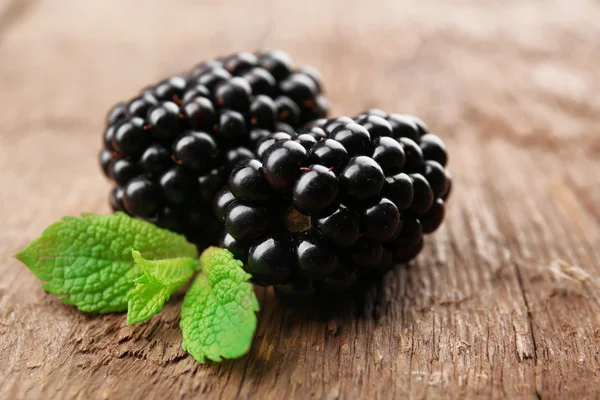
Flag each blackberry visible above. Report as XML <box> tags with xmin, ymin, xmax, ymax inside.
<box><xmin>221</xmin><ymin>111</ymin><xmax>451</xmax><ymax>303</ymax></box>
<box><xmin>99</xmin><ymin>50</ymin><xmax>330</xmax><ymax>248</ymax></box>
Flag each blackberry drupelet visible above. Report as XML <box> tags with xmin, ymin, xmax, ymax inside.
<box><xmin>99</xmin><ymin>50</ymin><xmax>330</xmax><ymax>248</ymax></box>
<box><xmin>220</xmin><ymin>110</ymin><xmax>452</xmax><ymax>303</ymax></box>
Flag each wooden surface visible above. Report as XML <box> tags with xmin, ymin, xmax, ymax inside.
<box><xmin>1</xmin><ymin>0</ymin><xmax>600</xmax><ymax>398</ymax></box>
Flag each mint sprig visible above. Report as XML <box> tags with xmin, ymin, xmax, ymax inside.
<box><xmin>14</xmin><ymin>213</ymin><xmax>197</xmax><ymax>313</ymax></box>
<box><xmin>126</xmin><ymin>250</ymin><xmax>199</xmax><ymax>325</ymax></box>
<box><xmin>14</xmin><ymin>213</ymin><xmax>259</xmax><ymax>364</ymax></box>
<box><xmin>181</xmin><ymin>247</ymin><xmax>259</xmax><ymax>363</ymax></box>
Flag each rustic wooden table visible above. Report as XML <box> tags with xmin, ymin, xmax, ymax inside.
<box><xmin>1</xmin><ymin>0</ymin><xmax>599</xmax><ymax>398</ymax></box>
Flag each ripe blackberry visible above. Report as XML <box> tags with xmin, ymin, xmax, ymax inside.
<box><xmin>221</xmin><ymin>111</ymin><xmax>451</xmax><ymax>303</ymax></box>
<box><xmin>99</xmin><ymin>50</ymin><xmax>330</xmax><ymax>248</ymax></box>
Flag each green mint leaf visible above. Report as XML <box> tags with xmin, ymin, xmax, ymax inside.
<box><xmin>180</xmin><ymin>247</ymin><xmax>259</xmax><ymax>363</ymax></box>
<box><xmin>126</xmin><ymin>250</ymin><xmax>198</xmax><ymax>325</ymax></box>
<box><xmin>14</xmin><ymin>212</ymin><xmax>198</xmax><ymax>313</ymax></box>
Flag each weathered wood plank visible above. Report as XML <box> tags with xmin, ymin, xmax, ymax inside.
<box><xmin>1</xmin><ymin>0</ymin><xmax>599</xmax><ymax>398</ymax></box>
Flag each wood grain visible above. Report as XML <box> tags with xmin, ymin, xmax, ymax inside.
<box><xmin>1</xmin><ymin>0</ymin><xmax>599</xmax><ymax>398</ymax></box>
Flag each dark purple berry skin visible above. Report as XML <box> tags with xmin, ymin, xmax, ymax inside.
<box><xmin>393</xmin><ymin>238</ymin><xmax>424</xmax><ymax>263</ymax></box>
<box><xmin>297</xmin><ymin>66</ymin><xmax>323</xmax><ymax>91</ymax></box>
<box><xmin>101</xmin><ymin>50</ymin><xmax>332</xmax><ymax>257</ymax></box>
<box><xmin>303</xmin><ymin>118</ymin><xmax>327</xmax><ymax>130</ymax></box>
<box><xmin>323</xmin><ymin>117</ymin><xmax>353</xmax><ymax>135</ymax></box>
<box><xmin>197</xmin><ymin>67</ymin><xmax>232</xmax><ymax>91</ymax></box>
<box><xmin>356</xmin><ymin>114</ymin><xmax>393</xmax><ymax>140</ymax></box>
<box><xmin>420</xmin><ymin>133</ymin><xmax>448</xmax><ymax>167</ymax></box>
<box><xmin>389</xmin><ymin>214</ymin><xmax>422</xmax><ymax>250</ymax></box>
<box><xmin>279</xmin><ymin>73</ymin><xmax>318</xmax><ymax>103</ymax></box>
<box><xmin>256</xmin><ymin>132</ymin><xmax>292</xmax><ymax>158</ymax></box>
<box><xmin>409</xmin><ymin>173</ymin><xmax>434</xmax><ymax>215</ymax></box>
<box><xmin>229</xmin><ymin>159</ymin><xmax>272</xmax><ymax>202</ymax></box>
<box><xmin>190</xmin><ymin>60</ymin><xmax>223</xmax><ymax>79</ymax></box>
<box><xmin>331</xmin><ymin>123</ymin><xmax>372</xmax><ymax>156</ymax></box>
<box><xmin>107</xmin><ymin>102</ymin><xmax>127</xmax><ymax>125</ymax></box>
<box><xmin>172</xmin><ymin>132</ymin><xmax>218</xmax><ymax>172</ymax></box>
<box><xmin>220</xmin><ymin>231</ymin><xmax>249</xmax><ymax>261</ymax></box>
<box><xmin>371</xmin><ymin>136</ymin><xmax>406</xmax><ymax>173</ymax></box>
<box><xmin>275</xmin><ymin>279</ymin><xmax>316</xmax><ymax>304</ymax></box>
<box><xmin>103</xmin><ymin>125</ymin><xmax>117</xmax><ymax>151</ymax></box>
<box><xmin>339</xmin><ymin>156</ymin><xmax>384</xmax><ymax>201</ymax></box>
<box><xmin>349</xmin><ymin>237</ymin><xmax>383</xmax><ymax>269</ymax></box>
<box><xmin>299</xmin><ymin>126</ymin><xmax>327</xmax><ymax>141</ymax></box>
<box><xmin>399</xmin><ymin>137</ymin><xmax>425</xmax><ymax>171</ymax></box>
<box><xmin>314</xmin><ymin>205</ymin><xmax>360</xmax><ymax>248</ymax></box>
<box><xmin>156</xmin><ymin>206</ymin><xmax>185</xmax><ymax>232</ymax></box>
<box><xmin>294</xmin><ymin>134</ymin><xmax>318</xmax><ymax>151</ymax></box>
<box><xmin>262</xmin><ymin>140</ymin><xmax>307</xmax><ymax>196</ymax></box>
<box><xmin>182</xmin><ymin>97</ymin><xmax>215</xmax><ymax>132</ymax></box>
<box><xmin>441</xmin><ymin>169</ymin><xmax>452</xmax><ymax>200</ymax></box>
<box><xmin>109</xmin><ymin>186</ymin><xmax>125</xmax><ymax>212</ymax></box>
<box><xmin>249</xmin><ymin>95</ymin><xmax>277</xmax><ymax>129</ymax></box>
<box><xmin>275</xmin><ymin>121</ymin><xmax>296</xmax><ymax>136</ymax></box>
<box><xmin>215</xmin><ymin>77</ymin><xmax>252</xmax><ymax>111</ymax></box>
<box><xmin>423</xmin><ymin>160</ymin><xmax>448</xmax><ymax>198</ymax></box>
<box><xmin>153</xmin><ymin>77</ymin><xmax>187</xmax><ymax>102</ymax></box>
<box><xmin>127</xmin><ymin>93</ymin><xmax>158</xmax><ymax>119</ymax></box>
<box><xmin>225</xmin><ymin>203</ymin><xmax>271</xmax><ymax>242</ymax></box>
<box><xmin>215</xmin><ymin>110</ymin><xmax>246</xmax><ymax>146</ymax></box>
<box><xmin>196</xmin><ymin>169</ymin><xmax>221</xmax><ymax>203</ymax></box>
<box><xmin>122</xmin><ymin>177</ymin><xmax>163</xmax><ymax>217</ymax></box>
<box><xmin>109</xmin><ymin>158</ymin><xmax>139</xmax><ymax>186</ymax></box>
<box><xmin>421</xmin><ymin>198</ymin><xmax>445</xmax><ymax>233</ymax></box>
<box><xmin>362</xmin><ymin>198</ymin><xmax>401</xmax><ymax>242</ymax></box>
<box><xmin>213</xmin><ymin>187</ymin><xmax>236</xmax><ymax>221</ymax></box>
<box><xmin>384</xmin><ymin>173</ymin><xmax>414</xmax><ymax>211</ymax></box>
<box><xmin>308</xmin><ymin>139</ymin><xmax>348</xmax><ymax>172</ymax></box>
<box><xmin>295</xmin><ymin>233</ymin><xmax>339</xmax><ymax>280</ymax></box>
<box><xmin>99</xmin><ymin>150</ymin><xmax>113</xmax><ymax>177</ymax></box>
<box><xmin>223</xmin><ymin>51</ymin><xmax>258</xmax><ymax>75</ymax></box>
<box><xmin>224</xmin><ymin>147</ymin><xmax>254</xmax><ymax>173</ymax></box>
<box><xmin>408</xmin><ymin>115</ymin><xmax>429</xmax><ymax>135</ymax></box>
<box><xmin>247</xmin><ymin>237</ymin><xmax>294</xmax><ymax>285</ymax></box>
<box><xmin>242</xmin><ymin>67</ymin><xmax>276</xmax><ymax>96</ymax></box>
<box><xmin>275</xmin><ymin>96</ymin><xmax>301</xmax><ymax>127</ymax></box>
<box><xmin>292</xmin><ymin>165</ymin><xmax>338</xmax><ymax>215</ymax></box>
<box><xmin>257</xmin><ymin>50</ymin><xmax>293</xmax><ymax>81</ymax></box>
<box><xmin>249</xmin><ymin>128</ymin><xmax>272</xmax><ymax>144</ymax></box>
<box><xmin>112</xmin><ymin>118</ymin><xmax>148</xmax><ymax>157</ymax></box>
<box><xmin>182</xmin><ymin>85</ymin><xmax>211</xmax><ymax>103</ymax></box>
<box><xmin>147</xmin><ymin>102</ymin><xmax>184</xmax><ymax>142</ymax></box>
<box><xmin>139</xmin><ymin>144</ymin><xmax>172</xmax><ymax>175</ymax></box>
<box><xmin>159</xmin><ymin>167</ymin><xmax>196</xmax><ymax>205</ymax></box>
<box><xmin>386</xmin><ymin>114</ymin><xmax>420</xmax><ymax>141</ymax></box>
<box><xmin>304</xmin><ymin>95</ymin><xmax>329</xmax><ymax>122</ymax></box>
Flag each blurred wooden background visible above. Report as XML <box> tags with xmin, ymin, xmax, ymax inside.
<box><xmin>1</xmin><ymin>0</ymin><xmax>600</xmax><ymax>398</ymax></box>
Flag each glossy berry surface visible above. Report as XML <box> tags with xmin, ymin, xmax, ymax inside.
<box><xmin>339</xmin><ymin>156</ymin><xmax>384</xmax><ymax>201</ymax></box>
<box><xmin>292</xmin><ymin>165</ymin><xmax>338</xmax><ymax>215</ymax></box>
<box><xmin>122</xmin><ymin>177</ymin><xmax>163</xmax><ymax>217</ymax></box>
<box><xmin>218</xmin><ymin>110</ymin><xmax>451</xmax><ymax>302</ymax></box>
<box><xmin>262</xmin><ymin>140</ymin><xmax>307</xmax><ymax>196</ymax></box>
<box><xmin>171</xmin><ymin>131</ymin><xmax>218</xmax><ymax>172</ymax></box>
<box><xmin>99</xmin><ymin>49</ymin><xmax>331</xmax><ymax>252</ymax></box>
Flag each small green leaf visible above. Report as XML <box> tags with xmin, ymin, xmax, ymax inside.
<box><xmin>180</xmin><ymin>247</ymin><xmax>259</xmax><ymax>363</ymax></box>
<box><xmin>14</xmin><ymin>213</ymin><xmax>197</xmax><ymax>313</ymax></box>
<box><xmin>127</xmin><ymin>250</ymin><xmax>198</xmax><ymax>325</ymax></box>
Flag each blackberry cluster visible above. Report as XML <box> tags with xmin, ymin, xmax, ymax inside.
<box><xmin>218</xmin><ymin>109</ymin><xmax>452</xmax><ymax>301</ymax></box>
<box><xmin>99</xmin><ymin>50</ymin><xmax>329</xmax><ymax>247</ymax></box>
